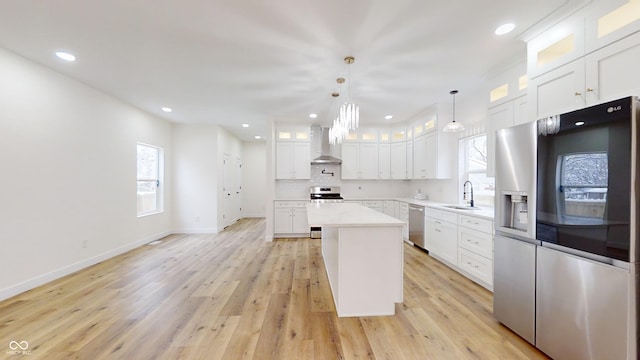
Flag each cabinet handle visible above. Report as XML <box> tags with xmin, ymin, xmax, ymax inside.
<box><xmin>435</xmin><ymin>229</ymin><xmax>441</xmax><ymax>233</ymax></box>
<box><xmin>473</xmin><ymin>241</ymin><xmax>480</xmax><ymax>245</ymax></box>
<box><xmin>575</xmin><ymin>91</ymin><xmax>582</xmax><ymax>96</ymax></box>
<box><xmin>586</xmin><ymin>88</ymin><xmax>594</xmax><ymax>92</ymax></box>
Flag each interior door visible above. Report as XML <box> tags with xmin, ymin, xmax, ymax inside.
<box><xmin>222</xmin><ymin>154</ymin><xmax>234</xmax><ymax>228</ymax></box>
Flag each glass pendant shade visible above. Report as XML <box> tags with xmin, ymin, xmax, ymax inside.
<box><xmin>443</xmin><ymin>89</ymin><xmax>465</xmax><ymax>133</ymax></box>
<box><xmin>443</xmin><ymin>120</ymin><xmax>465</xmax><ymax>132</ymax></box>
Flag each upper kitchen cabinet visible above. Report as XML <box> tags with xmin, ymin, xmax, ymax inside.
<box><xmin>487</xmin><ymin>62</ymin><xmax>528</xmax><ymax>108</ymax></box>
<box><xmin>527</xmin><ymin>13</ymin><xmax>585</xmax><ymax>80</ymax></box>
<box><xmin>390</xmin><ymin>126</ymin><xmax>408</xmax><ymax>179</ymax></box>
<box><xmin>527</xmin><ymin>1</ymin><xmax>640</xmax><ymax>119</ymax></box>
<box><xmin>529</xmin><ymin>31</ymin><xmax>640</xmax><ymax>119</ymax></box>
<box><xmin>584</xmin><ymin>0</ymin><xmax>640</xmax><ymax>53</ymax></box>
<box><xmin>411</xmin><ymin>106</ymin><xmax>454</xmax><ymax>180</ymax></box>
<box><xmin>275</xmin><ymin>125</ymin><xmax>310</xmax><ymax>180</ymax></box>
<box><xmin>342</xmin><ymin>128</ymin><xmax>379</xmax><ymax>179</ymax></box>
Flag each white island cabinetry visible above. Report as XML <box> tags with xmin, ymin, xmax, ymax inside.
<box><xmin>306</xmin><ymin>202</ymin><xmax>404</xmax><ymax>317</ymax></box>
<box><xmin>274</xmin><ymin>201</ymin><xmax>308</xmax><ymax>237</ymax></box>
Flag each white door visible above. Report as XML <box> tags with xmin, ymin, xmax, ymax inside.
<box><xmin>222</xmin><ymin>155</ymin><xmax>234</xmax><ymax>228</ymax></box>
<box><xmin>233</xmin><ymin>157</ymin><xmax>242</xmax><ymax>222</ymax></box>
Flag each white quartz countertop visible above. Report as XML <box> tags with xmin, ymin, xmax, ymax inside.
<box><xmin>306</xmin><ymin>202</ymin><xmax>405</xmax><ymax>227</ymax></box>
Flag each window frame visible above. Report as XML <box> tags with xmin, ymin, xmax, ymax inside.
<box><xmin>137</xmin><ymin>142</ymin><xmax>164</xmax><ymax>217</ymax></box>
<box><xmin>459</xmin><ymin>133</ymin><xmax>494</xmax><ymax>207</ymax></box>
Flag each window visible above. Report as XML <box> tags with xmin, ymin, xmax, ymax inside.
<box><xmin>559</xmin><ymin>152</ymin><xmax>608</xmax><ymax>219</ymax></box>
<box><xmin>137</xmin><ymin>143</ymin><xmax>163</xmax><ymax>216</ymax></box>
<box><xmin>461</xmin><ymin>134</ymin><xmax>494</xmax><ymax>207</ymax></box>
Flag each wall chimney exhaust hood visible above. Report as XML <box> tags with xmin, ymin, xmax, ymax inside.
<box><xmin>311</xmin><ymin>127</ymin><xmax>342</xmax><ymax>165</ymax></box>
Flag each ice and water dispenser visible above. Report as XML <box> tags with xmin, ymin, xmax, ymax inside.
<box><xmin>499</xmin><ymin>192</ymin><xmax>528</xmax><ymax>232</ymax></box>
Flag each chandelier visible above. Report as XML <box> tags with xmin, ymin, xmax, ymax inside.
<box><xmin>329</xmin><ymin>56</ymin><xmax>359</xmax><ymax>144</ymax></box>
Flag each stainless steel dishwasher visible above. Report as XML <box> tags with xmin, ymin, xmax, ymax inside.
<box><xmin>408</xmin><ymin>204</ymin><xmax>426</xmax><ymax>249</ymax></box>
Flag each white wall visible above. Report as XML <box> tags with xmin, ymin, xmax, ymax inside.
<box><xmin>242</xmin><ymin>141</ymin><xmax>267</xmax><ymax>217</ymax></box>
<box><xmin>171</xmin><ymin>124</ymin><xmax>219</xmax><ymax>233</ymax></box>
<box><xmin>0</xmin><ymin>48</ymin><xmax>172</xmax><ymax>300</ymax></box>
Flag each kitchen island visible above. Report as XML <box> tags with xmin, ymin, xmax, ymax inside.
<box><xmin>306</xmin><ymin>202</ymin><xmax>405</xmax><ymax>317</ymax></box>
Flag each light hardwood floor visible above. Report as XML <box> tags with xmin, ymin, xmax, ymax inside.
<box><xmin>0</xmin><ymin>218</ymin><xmax>549</xmax><ymax>359</ymax></box>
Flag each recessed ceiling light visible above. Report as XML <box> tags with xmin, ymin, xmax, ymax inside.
<box><xmin>55</xmin><ymin>51</ymin><xmax>76</xmax><ymax>62</ymax></box>
<box><xmin>495</xmin><ymin>23</ymin><xmax>515</xmax><ymax>35</ymax></box>
<box><xmin>242</xmin><ymin>123</ymin><xmax>250</xmax><ymax>128</ymax></box>
<box><xmin>309</xmin><ymin>113</ymin><xmax>318</xmax><ymax>119</ymax></box>
<box><xmin>385</xmin><ymin>115</ymin><xmax>393</xmax><ymax>120</ymax></box>
<box><xmin>254</xmin><ymin>135</ymin><xmax>261</xmax><ymax>140</ymax></box>
<box><xmin>161</xmin><ymin>107</ymin><xmax>172</xmax><ymax>113</ymax></box>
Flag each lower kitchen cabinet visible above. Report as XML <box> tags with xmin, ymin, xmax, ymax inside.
<box><xmin>425</xmin><ymin>208</ymin><xmax>458</xmax><ymax>266</ymax></box>
<box><xmin>399</xmin><ymin>202</ymin><xmax>409</xmax><ymax>240</ymax></box>
<box><xmin>363</xmin><ymin>200</ymin><xmax>384</xmax><ymax>213</ymax></box>
<box><xmin>457</xmin><ymin>214</ymin><xmax>494</xmax><ymax>290</ymax></box>
<box><xmin>274</xmin><ymin>201</ymin><xmax>309</xmax><ymax>236</ymax></box>
<box><xmin>423</xmin><ymin>207</ymin><xmax>494</xmax><ymax>291</ymax></box>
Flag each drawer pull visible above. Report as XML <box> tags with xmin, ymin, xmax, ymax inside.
<box><xmin>435</xmin><ymin>229</ymin><xmax>441</xmax><ymax>233</ymax></box>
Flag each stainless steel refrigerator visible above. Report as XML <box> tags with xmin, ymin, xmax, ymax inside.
<box><xmin>493</xmin><ymin>121</ymin><xmax>538</xmax><ymax>345</ymax></box>
<box><xmin>494</xmin><ymin>97</ymin><xmax>639</xmax><ymax>359</ymax></box>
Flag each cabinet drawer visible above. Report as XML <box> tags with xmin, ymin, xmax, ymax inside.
<box><xmin>425</xmin><ymin>208</ymin><xmax>458</xmax><ymax>224</ymax></box>
<box><xmin>399</xmin><ymin>202</ymin><xmax>409</xmax><ymax>211</ymax></box>
<box><xmin>458</xmin><ymin>227</ymin><xmax>493</xmax><ymax>259</ymax></box>
<box><xmin>363</xmin><ymin>200</ymin><xmax>384</xmax><ymax>208</ymax></box>
<box><xmin>275</xmin><ymin>200</ymin><xmax>308</xmax><ymax>208</ymax></box>
<box><xmin>458</xmin><ymin>215</ymin><xmax>493</xmax><ymax>234</ymax></box>
<box><xmin>458</xmin><ymin>248</ymin><xmax>493</xmax><ymax>286</ymax></box>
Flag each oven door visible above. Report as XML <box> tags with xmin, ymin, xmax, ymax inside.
<box><xmin>536</xmin><ymin>97</ymin><xmax>634</xmax><ymax>262</ymax></box>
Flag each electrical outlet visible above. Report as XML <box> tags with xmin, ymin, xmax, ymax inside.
<box><xmin>195</xmin><ymin>216</ymin><xmax>200</xmax><ymax>223</ymax></box>
<box><xmin>82</xmin><ymin>240</ymin><xmax>88</xmax><ymax>248</ymax></box>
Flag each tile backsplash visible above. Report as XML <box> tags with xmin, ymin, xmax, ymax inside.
<box><xmin>275</xmin><ymin>164</ymin><xmax>411</xmax><ymax>199</ymax></box>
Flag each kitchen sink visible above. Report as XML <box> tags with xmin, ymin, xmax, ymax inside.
<box><xmin>443</xmin><ymin>205</ymin><xmax>481</xmax><ymax>210</ymax></box>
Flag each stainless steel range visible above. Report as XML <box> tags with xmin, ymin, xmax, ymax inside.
<box><xmin>309</xmin><ymin>186</ymin><xmax>343</xmax><ymax>238</ymax></box>
<box><xmin>309</xmin><ymin>186</ymin><xmax>344</xmax><ymax>203</ymax></box>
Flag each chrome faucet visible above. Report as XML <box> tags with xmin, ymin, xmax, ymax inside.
<box><xmin>463</xmin><ymin>180</ymin><xmax>474</xmax><ymax>207</ymax></box>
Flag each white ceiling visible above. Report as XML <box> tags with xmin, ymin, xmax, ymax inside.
<box><xmin>0</xmin><ymin>0</ymin><xmax>587</xmax><ymax>141</ymax></box>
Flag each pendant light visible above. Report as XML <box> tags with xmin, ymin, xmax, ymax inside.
<box><xmin>443</xmin><ymin>90</ymin><xmax>465</xmax><ymax>132</ymax></box>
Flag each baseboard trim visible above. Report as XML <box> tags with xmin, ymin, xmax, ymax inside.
<box><xmin>0</xmin><ymin>231</ymin><xmax>170</xmax><ymax>302</ymax></box>
<box><xmin>171</xmin><ymin>227</ymin><xmax>218</xmax><ymax>234</ymax></box>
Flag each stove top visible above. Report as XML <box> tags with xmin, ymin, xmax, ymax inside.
<box><xmin>310</xmin><ymin>186</ymin><xmax>343</xmax><ymax>203</ymax></box>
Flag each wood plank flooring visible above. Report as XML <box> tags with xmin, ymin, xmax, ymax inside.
<box><xmin>0</xmin><ymin>218</ymin><xmax>549</xmax><ymax>359</ymax></box>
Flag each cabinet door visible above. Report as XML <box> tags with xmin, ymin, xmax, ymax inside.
<box><xmin>585</xmin><ymin>31</ymin><xmax>640</xmax><ymax>106</ymax></box>
<box><xmin>378</xmin><ymin>143</ymin><xmax>391</xmax><ymax>179</ymax></box>
<box><xmin>291</xmin><ymin>208</ymin><xmax>309</xmax><ymax>234</ymax></box>
<box><xmin>275</xmin><ymin>142</ymin><xmax>293</xmax><ymax>179</ymax></box>
<box><xmin>513</xmin><ymin>95</ymin><xmax>528</xmax><ymax>126</ymax></box>
<box><xmin>585</xmin><ymin>0</ymin><xmax>640</xmax><ymax>53</ymax></box>
<box><xmin>292</xmin><ymin>142</ymin><xmax>311</xmax><ymax>179</ymax></box>
<box><xmin>487</xmin><ymin>102</ymin><xmax>515</xmax><ymax>177</ymax></box>
<box><xmin>358</xmin><ymin>143</ymin><xmax>379</xmax><ymax>179</ymax></box>
<box><xmin>413</xmin><ymin>135</ymin><xmax>427</xmax><ymax>179</ymax></box>
<box><xmin>426</xmin><ymin>218</ymin><xmax>457</xmax><ymax>265</ymax></box>
<box><xmin>425</xmin><ymin>132</ymin><xmax>438</xmax><ymax>179</ymax></box>
<box><xmin>274</xmin><ymin>208</ymin><xmax>292</xmax><ymax>233</ymax></box>
<box><xmin>528</xmin><ymin>59</ymin><xmax>586</xmax><ymax>120</ymax></box>
<box><xmin>390</xmin><ymin>142</ymin><xmax>407</xmax><ymax>179</ymax></box>
<box><xmin>341</xmin><ymin>143</ymin><xmax>359</xmax><ymax>179</ymax></box>
<box><xmin>406</xmin><ymin>141</ymin><xmax>414</xmax><ymax>179</ymax></box>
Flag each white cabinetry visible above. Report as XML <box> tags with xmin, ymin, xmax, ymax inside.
<box><xmin>275</xmin><ymin>126</ymin><xmax>310</xmax><ymax>180</ymax></box>
<box><xmin>276</xmin><ymin>142</ymin><xmax>311</xmax><ymax>179</ymax></box>
<box><xmin>457</xmin><ymin>215</ymin><xmax>494</xmax><ymax>289</ymax></box>
<box><xmin>363</xmin><ymin>200</ymin><xmax>384</xmax><ymax>213</ymax></box>
<box><xmin>341</xmin><ymin>142</ymin><xmax>378</xmax><ymax>179</ymax></box>
<box><xmin>378</xmin><ymin>143</ymin><xmax>391</xmax><ymax>179</ymax></box>
<box><xmin>425</xmin><ymin>208</ymin><xmax>458</xmax><ymax>266</ymax></box>
<box><xmin>390</xmin><ymin>142</ymin><xmax>407</xmax><ymax>179</ymax></box>
<box><xmin>399</xmin><ymin>202</ymin><xmax>409</xmax><ymax>240</ymax></box>
<box><xmin>274</xmin><ymin>201</ymin><xmax>309</xmax><ymax>236</ymax></box>
<box><xmin>411</xmin><ymin>109</ymin><xmax>453</xmax><ymax>180</ymax></box>
<box><xmin>527</xmin><ymin>3</ymin><xmax>640</xmax><ymax>120</ymax></box>
<box><xmin>383</xmin><ymin>200</ymin><xmax>398</xmax><ymax>218</ymax></box>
